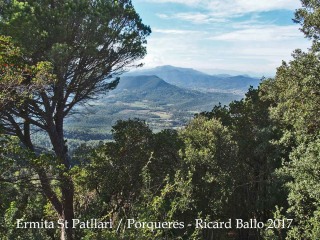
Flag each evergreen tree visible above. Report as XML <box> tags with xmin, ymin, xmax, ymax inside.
<box><xmin>0</xmin><ymin>1</ymin><xmax>150</xmax><ymax>239</ymax></box>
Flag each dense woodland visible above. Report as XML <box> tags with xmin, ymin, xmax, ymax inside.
<box><xmin>0</xmin><ymin>0</ymin><xmax>320</xmax><ymax>240</ymax></box>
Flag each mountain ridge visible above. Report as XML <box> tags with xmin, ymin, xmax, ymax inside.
<box><xmin>112</xmin><ymin>75</ymin><xmax>237</xmax><ymax>109</ymax></box>
<box><xmin>125</xmin><ymin>65</ymin><xmax>260</xmax><ymax>92</ymax></box>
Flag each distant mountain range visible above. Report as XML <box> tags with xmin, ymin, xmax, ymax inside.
<box><xmin>62</xmin><ymin>66</ymin><xmax>257</xmax><ymax>142</ymax></box>
<box><xmin>112</xmin><ymin>75</ymin><xmax>239</xmax><ymax>110</ymax></box>
<box><xmin>125</xmin><ymin>65</ymin><xmax>261</xmax><ymax>93</ymax></box>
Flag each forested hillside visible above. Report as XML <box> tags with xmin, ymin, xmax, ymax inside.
<box><xmin>0</xmin><ymin>0</ymin><xmax>319</xmax><ymax>240</ymax></box>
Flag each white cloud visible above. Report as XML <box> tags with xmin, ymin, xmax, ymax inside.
<box><xmin>157</xmin><ymin>12</ymin><xmax>228</xmax><ymax>24</ymax></box>
<box><xmin>209</xmin><ymin>25</ymin><xmax>302</xmax><ymax>41</ymax></box>
<box><xmin>140</xmin><ymin>24</ymin><xmax>310</xmax><ymax>76</ymax></box>
<box><xmin>205</xmin><ymin>0</ymin><xmax>300</xmax><ymax>17</ymax></box>
<box><xmin>144</xmin><ymin>0</ymin><xmax>201</xmax><ymax>5</ymax></box>
<box><xmin>135</xmin><ymin>0</ymin><xmax>308</xmax><ymax>76</ymax></box>
<box><xmin>148</xmin><ymin>0</ymin><xmax>301</xmax><ymax>19</ymax></box>
<box><xmin>156</xmin><ymin>13</ymin><xmax>170</xmax><ymax>19</ymax></box>
<box><xmin>152</xmin><ymin>28</ymin><xmax>200</xmax><ymax>34</ymax></box>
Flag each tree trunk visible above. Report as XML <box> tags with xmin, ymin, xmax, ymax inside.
<box><xmin>48</xmin><ymin>108</ymin><xmax>75</xmax><ymax>240</ymax></box>
<box><xmin>61</xmin><ymin>175</ymin><xmax>75</xmax><ymax>240</ymax></box>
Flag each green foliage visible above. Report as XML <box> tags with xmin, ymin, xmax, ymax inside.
<box><xmin>262</xmin><ymin>50</ymin><xmax>320</xmax><ymax>142</ymax></box>
<box><xmin>0</xmin><ymin>1</ymin><xmax>151</xmax><ymax>239</ymax></box>
<box><xmin>0</xmin><ymin>0</ymin><xmax>151</xmax><ymax>88</ymax></box>
<box><xmin>295</xmin><ymin>0</ymin><xmax>320</xmax><ymax>41</ymax></box>
<box><xmin>261</xmin><ymin>206</ymin><xmax>287</xmax><ymax>240</ymax></box>
<box><xmin>179</xmin><ymin>116</ymin><xmax>236</xmax><ymax>213</ymax></box>
<box><xmin>281</xmin><ymin>138</ymin><xmax>320</xmax><ymax>239</ymax></box>
<box><xmin>200</xmin><ymin>87</ymin><xmax>288</xmax><ymax>239</ymax></box>
<box><xmin>173</xmin><ymin>116</ymin><xmax>237</xmax><ymax>238</ymax></box>
<box><xmin>88</xmin><ymin>119</ymin><xmax>153</xmax><ymax>207</ymax></box>
<box><xmin>0</xmin><ymin>135</ymin><xmax>58</xmax><ymax>239</ymax></box>
<box><xmin>0</xmin><ymin>35</ymin><xmax>54</xmax><ymax>108</ymax></box>
<box><xmin>259</xmin><ymin>3</ymin><xmax>320</xmax><ymax>237</ymax></box>
<box><xmin>121</xmin><ymin>117</ymin><xmax>238</xmax><ymax>239</ymax></box>
<box><xmin>71</xmin><ymin>119</ymin><xmax>181</xmax><ymax>238</ymax></box>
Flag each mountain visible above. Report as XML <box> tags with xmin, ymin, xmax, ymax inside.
<box><xmin>125</xmin><ymin>65</ymin><xmax>261</xmax><ymax>93</ymax></box>
<box><xmin>111</xmin><ymin>75</ymin><xmax>238</xmax><ymax>109</ymax></box>
<box><xmin>64</xmin><ymin>75</ymin><xmax>242</xmax><ymax>141</ymax></box>
<box><xmin>42</xmin><ymin>68</ymin><xmax>256</xmax><ymax>145</ymax></box>
<box><xmin>115</xmin><ymin>75</ymin><xmax>181</xmax><ymax>92</ymax></box>
<box><xmin>115</xmin><ymin>75</ymin><xmax>201</xmax><ymax>99</ymax></box>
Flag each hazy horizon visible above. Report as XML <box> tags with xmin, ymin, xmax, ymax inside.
<box><xmin>127</xmin><ymin>64</ymin><xmax>267</xmax><ymax>78</ymax></box>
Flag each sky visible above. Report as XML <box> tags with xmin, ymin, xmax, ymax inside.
<box><xmin>132</xmin><ymin>0</ymin><xmax>311</xmax><ymax>77</ymax></box>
